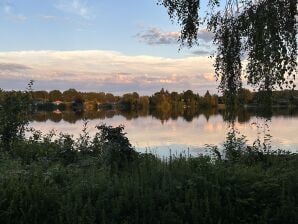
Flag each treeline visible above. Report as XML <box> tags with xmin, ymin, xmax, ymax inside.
<box><xmin>28</xmin><ymin>88</ymin><xmax>298</xmax><ymax>106</ymax></box>
<box><xmin>235</xmin><ymin>89</ymin><xmax>298</xmax><ymax>107</ymax></box>
<box><xmin>17</xmin><ymin>88</ymin><xmax>220</xmax><ymax>111</ymax></box>
<box><xmin>1</xmin><ymin>88</ymin><xmax>298</xmax><ymax>113</ymax></box>
<box><xmin>30</xmin><ymin>89</ymin><xmax>119</xmax><ymax>103</ymax></box>
<box><xmin>149</xmin><ymin>88</ymin><xmax>218</xmax><ymax>110</ymax></box>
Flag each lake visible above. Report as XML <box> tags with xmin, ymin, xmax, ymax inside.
<box><xmin>29</xmin><ymin>108</ymin><xmax>298</xmax><ymax>156</ymax></box>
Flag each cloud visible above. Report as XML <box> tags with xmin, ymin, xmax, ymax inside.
<box><xmin>197</xmin><ymin>29</ymin><xmax>214</xmax><ymax>42</ymax></box>
<box><xmin>55</xmin><ymin>0</ymin><xmax>93</xmax><ymax>19</ymax></box>
<box><xmin>135</xmin><ymin>27</ymin><xmax>180</xmax><ymax>45</ymax></box>
<box><xmin>0</xmin><ymin>50</ymin><xmax>217</xmax><ymax>94</ymax></box>
<box><xmin>0</xmin><ymin>62</ymin><xmax>31</xmax><ymax>71</ymax></box>
<box><xmin>2</xmin><ymin>1</ymin><xmax>27</xmax><ymax>21</ymax></box>
<box><xmin>192</xmin><ymin>50</ymin><xmax>211</xmax><ymax>56</ymax></box>
<box><xmin>135</xmin><ymin>26</ymin><xmax>214</xmax><ymax>46</ymax></box>
<box><xmin>10</xmin><ymin>14</ymin><xmax>27</xmax><ymax>21</ymax></box>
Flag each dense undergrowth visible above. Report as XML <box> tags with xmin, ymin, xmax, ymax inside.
<box><xmin>0</xmin><ymin>123</ymin><xmax>297</xmax><ymax>224</ymax></box>
<box><xmin>0</xmin><ymin>88</ymin><xmax>298</xmax><ymax>223</ymax></box>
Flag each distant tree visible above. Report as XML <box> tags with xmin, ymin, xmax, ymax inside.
<box><xmin>204</xmin><ymin>90</ymin><xmax>212</xmax><ymax>106</ymax></box>
<box><xmin>96</xmin><ymin>92</ymin><xmax>106</xmax><ymax>103</ymax></box>
<box><xmin>139</xmin><ymin>96</ymin><xmax>150</xmax><ymax>109</ymax></box>
<box><xmin>210</xmin><ymin>94</ymin><xmax>218</xmax><ymax>107</ymax></box>
<box><xmin>49</xmin><ymin>90</ymin><xmax>62</xmax><ymax>102</ymax></box>
<box><xmin>150</xmin><ymin>89</ymin><xmax>171</xmax><ymax>111</ymax></box>
<box><xmin>105</xmin><ymin>93</ymin><xmax>116</xmax><ymax>103</ymax></box>
<box><xmin>63</xmin><ymin>89</ymin><xmax>78</xmax><ymax>102</ymax></box>
<box><xmin>132</xmin><ymin>92</ymin><xmax>139</xmax><ymax>99</ymax></box>
<box><xmin>121</xmin><ymin>93</ymin><xmax>140</xmax><ymax>109</ymax></box>
<box><xmin>238</xmin><ymin>88</ymin><xmax>253</xmax><ymax>105</ymax></box>
<box><xmin>183</xmin><ymin>90</ymin><xmax>195</xmax><ymax>104</ymax></box>
<box><xmin>82</xmin><ymin>92</ymin><xmax>98</xmax><ymax>101</ymax></box>
<box><xmin>204</xmin><ymin>90</ymin><xmax>211</xmax><ymax>99</ymax></box>
<box><xmin>170</xmin><ymin>91</ymin><xmax>180</xmax><ymax>102</ymax></box>
<box><xmin>73</xmin><ymin>95</ymin><xmax>84</xmax><ymax>104</ymax></box>
<box><xmin>32</xmin><ymin>91</ymin><xmax>48</xmax><ymax>102</ymax></box>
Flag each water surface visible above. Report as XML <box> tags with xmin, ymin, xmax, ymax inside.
<box><xmin>29</xmin><ymin>108</ymin><xmax>298</xmax><ymax>156</ymax></box>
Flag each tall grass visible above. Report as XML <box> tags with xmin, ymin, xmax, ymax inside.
<box><xmin>0</xmin><ymin>129</ymin><xmax>297</xmax><ymax>224</ymax></box>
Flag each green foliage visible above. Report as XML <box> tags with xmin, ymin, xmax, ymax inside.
<box><xmin>212</xmin><ymin>15</ymin><xmax>242</xmax><ymax>96</ymax></box>
<box><xmin>7</xmin><ymin>87</ymin><xmax>223</xmax><ymax>114</ymax></box>
<box><xmin>120</xmin><ymin>92</ymin><xmax>148</xmax><ymax>110</ymax></box>
<box><xmin>0</xmin><ymin>90</ymin><xmax>31</xmax><ymax>150</ymax></box>
<box><xmin>150</xmin><ymin>89</ymin><xmax>218</xmax><ymax>112</ymax></box>
<box><xmin>159</xmin><ymin>0</ymin><xmax>297</xmax><ymax>93</ymax></box>
<box><xmin>32</xmin><ymin>90</ymin><xmax>48</xmax><ymax>102</ymax></box>
<box><xmin>95</xmin><ymin>124</ymin><xmax>138</xmax><ymax>169</ymax></box>
<box><xmin>222</xmin><ymin>128</ymin><xmax>247</xmax><ymax>162</ymax></box>
<box><xmin>158</xmin><ymin>0</ymin><xmax>201</xmax><ymax>47</ymax></box>
<box><xmin>28</xmin><ymin>88</ymin><xmax>298</xmax><ymax>111</ymax></box>
<box><xmin>237</xmin><ymin>88</ymin><xmax>253</xmax><ymax>105</ymax></box>
<box><xmin>62</xmin><ymin>88</ymin><xmax>79</xmax><ymax>102</ymax></box>
<box><xmin>49</xmin><ymin>90</ymin><xmax>63</xmax><ymax>101</ymax></box>
<box><xmin>0</xmin><ymin>139</ymin><xmax>297</xmax><ymax>223</ymax></box>
<box><xmin>240</xmin><ymin>0</ymin><xmax>297</xmax><ymax>91</ymax></box>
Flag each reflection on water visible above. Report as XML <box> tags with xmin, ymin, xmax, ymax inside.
<box><xmin>29</xmin><ymin>108</ymin><xmax>298</xmax><ymax>156</ymax></box>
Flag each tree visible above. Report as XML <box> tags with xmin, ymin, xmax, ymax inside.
<box><xmin>49</xmin><ymin>90</ymin><xmax>62</xmax><ymax>102</ymax></box>
<box><xmin>238</xmin><ymin>88</ymin><xmax>253</xmax><ymax>105</ymax></box>
<box><xmin>203</xmin><ymin>90</ymin><xmax>212</xmax><ymax>107</ymax></box>
<box><xmin>170</xmin><ymin>91</ymin><xmax>180</xmax><ymax>102</ymax></box>
<box><xmin>121</xmin><ymin>93</ymin><xmax>140</xmax><ymax>109</ymax></box>
<box><xmin>0</xmin><ymin>90</ymin><xmax>31</xmax><ymax>150</ymax></box>
<box><xmin>139</xmin><ymin>96</ymin><xmax>150</xmax><ymax>109</ymax></box>
<box><xmin>96</xmin><ymin>92</ymin><xmax>106</xmax><ymax>103</ymax></box>
<box><xmin>183</xmin><ymin>90</ymin><xmax>195</xmax><ymax>104</ymax></box>
<box><xmin>150</xmin><ymin>89</ymin><xmax>171</xmax><ymax>110</ymax></box>
<box><xmin>95</xmin><ymin>124</ymin><xmax>138</xmax><ymax>169</ymax></box>
<box><xmin>32</xmin><ymin>91</ymin><xmax>48</xmax><ymax>102</ymax></box>
<box><xmin>159</xmin><ymin>0</ymin><xmax>297</xmax><ymax>96</ymax></box>
<box><xmin>105</xmin><ymin>93</ymin><xmax>116</xmax><ymax>103</ymax></box>
<box><xmin>63</xmin><ymin>88</ymin><xmax>78</xmax><ymax>102</ymax></box>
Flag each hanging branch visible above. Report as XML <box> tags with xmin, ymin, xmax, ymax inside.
<box><xmin>159</xmin><ymin>0</ymin><xmax>297</xmax><ymax>95</ymax></box>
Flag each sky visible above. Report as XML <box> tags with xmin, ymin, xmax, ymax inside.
<box><xmin>0</xmin><ymin>0</ymin><xmax>217</xmax><ymax>95</ymax></box>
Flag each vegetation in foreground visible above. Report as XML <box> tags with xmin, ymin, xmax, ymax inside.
<box><xmin>0</xmin><ymin>88</ymin><xmax>298</xmax><ymax>224</ymax></box>
<box><xmin>0</xmin><ymin>128</ymin><xmax>297</xmax><ymax>224</ymax></box>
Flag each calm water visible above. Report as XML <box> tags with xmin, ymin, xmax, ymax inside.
<box><xmin>29</xmin><ymin>108</ymin><xmax>298</xmax><ymax>156</ymax></box>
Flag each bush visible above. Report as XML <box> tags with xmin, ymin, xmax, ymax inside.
<box><xmin>94</xmin><ymin>124</ymin><xmax>139</xmax><ymax>170</ymax></box>
<box><xmin>0</xmin><ymin>90</ymin><xmax>30</xmax><ymax>150</ymax></box>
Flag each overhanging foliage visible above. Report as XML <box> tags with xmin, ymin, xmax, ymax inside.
<box><xmin>159</xmin><ymin>0</ymin><xmax>297</xmax><ymax>94</ymax></box>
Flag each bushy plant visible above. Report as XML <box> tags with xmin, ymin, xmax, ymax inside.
<box><xmin>0</xmin><ymin>89</ymin><xmax>31</xmax><ymax>151</ymax></box>
<box><xmin>94</xmin><ymin>124</ymin><xmax>138</xmax><ymax>170</ymax></box>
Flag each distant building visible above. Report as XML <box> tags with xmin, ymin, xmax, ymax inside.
<box><xmin>53</xmin><ymin>109</ymin><xmax>62</xmax><ymax>114</ymax></box>
<box><xmin>53</xmin><ymin>100</ymin><xmax>63</xmax><ymax>105</ymax></box>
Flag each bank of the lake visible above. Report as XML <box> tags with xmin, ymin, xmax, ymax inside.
<box><xmin>1</xmin><ymin>145</ymin><xmax>297</xmax><ymax>224</ymax></box>
<box><xmin>28</xmin><ymin>107</ymin><xmax>298</xmax><ymax>156</ymax></box>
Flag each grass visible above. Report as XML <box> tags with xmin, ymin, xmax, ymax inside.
<box><xmin>0</xmin><ymin>138</ymin><xmax>297</xmax><ymax>224</ymax></box>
